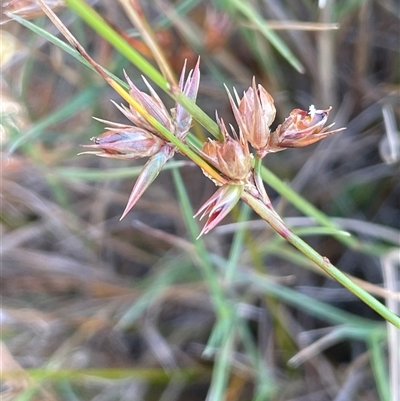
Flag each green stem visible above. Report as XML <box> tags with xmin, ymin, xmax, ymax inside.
<box><xmin>368</xmin><ymin>335</ymin><xmax>390</xmax><ymax>401</ymax></box>
<box><xmin>241</xmin><ymin>191</ymin><xmax>400</xmax><ymax>328</ymax></box>
<box><xmin>65</xmin><ymin>0</ymin><xmax>221</xmax><ymax>139</ymax></box>
<box><xmin>207</xmin><ymin>321</ymin><xmax>235</xmax><ymax>401</ymax></box>
<box><xmin>260</xmin><ymin>166</ymin><xmax>387</xmax><ymax>255</ymax></box>
<box><xmin>171</xmin><ymin>168</ymin><xmax>229</xmax><ymax>318</ymax></box>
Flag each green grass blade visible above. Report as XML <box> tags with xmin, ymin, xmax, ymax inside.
<box><xmin>244</xmin><ymin>191</ymin><xmax>400</xmax><ymax>327</ymax></box>
<box><xmin>224</xmin><ymin>203</ymin><xmax>251</xmax><ymax>283</ymax></box>
<box><xmin>171</xmin><ymin>167</ymin><xmax>229</xmax><ymax>316</ymax></box>
<box><xmin>7</xmin><ymin>87</ymin><xmax>100</xmax><ymax>154</ymax></box>
<box><xmin>115</xmin><ymin>256</ymin><xmax>195</xmax><ymax>330</ymax></box>
<box><xmin>224</xmin><ymin>0</ymin><xmax>305</xmax><ymax>73</ymax></box>
<box><xmin>26</xmin><ymin>367</ymin><xmax>206</xmax><ymax>382</ymax></box>
<box><xmin>207</xmin><ymin>321</ymin><xmax>235</xmax><ymax>401</ymax></box>
<box><xmin>172</xmin><ymin>166</ymin><xmax>236</xmax><ymax>400</ymax></box>
<box><xmin>368</xmin><ymin>335</ymin><xmax>390</xmax><ymax>401</ymax></box>
<box><xmin>261</xmin><ymin>166</ymin><xmax>387</xmax><ymax>255</ymax></box>
<box><xmin>6</xmin><ymin>12</ymin><xmax>128</xmax><ymax>90</ymax></box>
<box><xmin>237</xmin><ymin>323</ymin><xmax>276</xmax><ymax>400</ymax></box>
<box><xmin>240</xmin><ymin>269</ymin><xmax>382</xmax><ymax>328</ymax></box>
<box><xmin>64</xmin><ymin>0</ymin><xmax>221</xmax><ymax>139</ymax></box>
<box><xmin>54</xmin><ymin>161</ymin><xmax>188</xmax><ymax>181</ymax></box>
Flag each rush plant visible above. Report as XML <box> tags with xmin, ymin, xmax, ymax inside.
<box><xmin>10</xmin><ymin>0</ymin><xmax>399</xmax><ymax>331</ymax></box>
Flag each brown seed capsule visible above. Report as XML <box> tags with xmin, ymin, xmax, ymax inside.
<box><xmin>201</xmin><ymin>117</ymin><xmax>252</xmax><ymax>181</ymax></box>
<box><xmin>238</xmin><ymin>80</ymin><xmax>276</xmax><ymax>150</ymax></box>
<box><xmin>226</xmin><ymin>79</ymin><xmax>276</xmax><ymax>156</ymax></box>
<box><xmin>267</xmin><ymin>106</ymin><xmax>345</xmax><ymax>152</ymax></box>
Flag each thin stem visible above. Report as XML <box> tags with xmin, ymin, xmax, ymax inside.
<box><xmin>171</xmin><ymin>167</ymin><xmax>231</xmax><ymax>319</ymax></box>
<box><xmin>260</xmin><ymin>166</ymin><xmax>387</xmax><ymax>255</ymax></box>
<box><xmin>241</xmin><ymin>191</ymin><xmax>400</xmax><ymax>328</ymax></box>
<box><xmin>228</xmin><ymin>0</ymin><xmax>304</xmax><ymax>73</ymax></box>
<box><xmin>65</xmin><ymin>0</ymin><xmax>222</xmax><ymax>139</ymax></box>
<box><xmin>116</xmin><ymin>0</ymin><xmax>178</xmax><ymax>86</ymax></box>
<box><xmin>35</xmin><ymin>0</ymin><xmax>225</xmax><ymax>185</ymax></box>
<box><xmin>106</xmin><ymin>79</ymin><xmax>225</xmax><ymax>184</ymax></box>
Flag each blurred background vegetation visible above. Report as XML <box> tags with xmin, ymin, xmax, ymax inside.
<box><xmin>1</xmin><ymin>0</ymin><xmax>399</xmax><ymax>400</ymax></box>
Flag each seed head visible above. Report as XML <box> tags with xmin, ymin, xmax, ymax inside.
<box><xmin>80</xmin><ymin>61</ymin><xmax>201</xmax><ymax>219</ymax></box>
<box><xmin>195</xmin><ymin>184</ymin><xmax>243</xmax><ymax>237</ymax></box>
<box><xmin>267</xmin><ymin>106</ymin><xmax>345</xmax><ymax>152</ymax></box>
<box><xmin>227</xmin><ymin>78</ymin><xmax>276</xmax><ymax>157</ymax></box>
<box><xmin>200</xmin><ymin>116</ymin><xmax>252</xmax><ymax>182</ymax></box>
<box><xmin>123</xmin><ymin>72</ymin><xmax>174</xmax><ymax>134</ymax></box>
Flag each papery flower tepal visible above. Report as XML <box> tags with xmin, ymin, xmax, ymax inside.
<box><xmin>80</xmin><ymin>61</ymin><xmax>200</xmax><ymax>220</ymax></box>
<box><xmin>227</xmin><ymin>78</ymin><xmax>276</xmax><ymax>157</ymax></box>
<box><xmin>173</xmin><ymin>59</ymin><xmax>200</xmax><ymax>140</ymax></box>
<box><xmin>79</xmin><ymin>126</ymin><xmax>164</xmax><ymax>159</ymax></box>
<box><xmin>80</xmin><ymin>67</ymin><xmax>344</xmax><ymax>235</ymax></box>
<box><xmin>194</xmin><ymin>184</ymin><xmax>243</xmax><ymax>237</ymax></box>
<box><xmin>195</xmin><ymin>116</ymin><xmax>253</xmax><ymax>236</ymax></box>
<box><xmin>194</xmin><ymin>79</ymin><xmax>345</xmax><ymax>236</ymax></box>
<box><xmin>225</xmin><ymin>79</ymin><xmax>344</xmax><ymax>158</ymax></box>
<box><xmin>120</xmin><ymin>145</ymin><xmax>174</xmax><ymax>220</ymax></box>
<box><xmin>122</xmin><ymin>72</ymin><xmax>175</xmax><ymax>134</ymax></box>
<box><xmin>267</xmin><ymin>105</ymin><xmax>345</xmax><ymax>153</ymax></box>
<box><xmin>200</xmin><ymin>115</ymin><xmax>252</xmax><ymax>182</ymax></box>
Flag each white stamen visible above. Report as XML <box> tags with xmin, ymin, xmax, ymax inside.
<box><xmin>309</xmin><ymin>105</ymin><xmax>316</xmax><ymax>118</ymax></box>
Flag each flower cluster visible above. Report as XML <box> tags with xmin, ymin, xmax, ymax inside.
<box><xmin>194</xmin><ymin>116</ymin><xmax>252</xmax><ymax>236</ymax></box>
<box><xmin>193</xmin><ymin>80</ymin><xmax>344</xmax><ymax>235</ymax></box>
<box><xmin>227</xmin><ymin>78</ymin><xmax>344</xmax><ymax>158</ymax></box>
<box><xmin>268</xmin><ymin>105</ymin><xmax>343</xmax><ymax>152</ymax></box>
<box><xmin>80</xmin><ymin>61</ymin><xmax>199</xmax><ymax>220</ymax></box>
<box><xmin>81</xmin><ymin>62</ymin><xmax>344</xmax><ymax>235</ymax></box>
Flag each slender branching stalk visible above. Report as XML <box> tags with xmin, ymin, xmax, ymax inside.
<box><xmin>64</xmin><ymin>0</ymin><xmax>222</xmax><ymax>139</ymax></box>
<box><xmin>28</xmin><ymin>0</ymin><xmax>400</xmax><ymax>329</ymax></box>
<box><xmin>242</xmin><ymin>191</ymin><xmax>400</xmax><ymax>328</ymax></box>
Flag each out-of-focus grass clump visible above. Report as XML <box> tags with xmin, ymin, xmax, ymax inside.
<box><xmin>1</xmin><ymin>1</ymin><xmax>399</xmax><ymax>400</ymax></box>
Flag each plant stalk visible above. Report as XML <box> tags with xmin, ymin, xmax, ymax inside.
<box><xmin>241</xmin><ymin>191</ymin><xmax>400</xmax><ymax>328</ymax></box>
<box><xmin>65</xmin><ymin>0</ymin><xmax>222</xmax><ymax>139</ymax></box>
